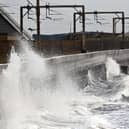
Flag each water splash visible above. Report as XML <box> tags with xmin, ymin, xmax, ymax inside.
<box><xmin>106</xmin><ymin>57</ymin><xmax>120</xmax><ymax>80</ymax></box>
<box><xmin>0</xmin><ymin>44</ymin><xmax>116</xmax><ymax>129</ymax></box>
<box><xmin>0</xmin><ymin>47</ymin><xmax>35</xmax><ymax>129</ymax></box>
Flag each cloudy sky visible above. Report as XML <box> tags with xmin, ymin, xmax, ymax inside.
<box><xmin>0</xmin><ymin>0</ymin><xmax>129</xmax><ymax>34</ymax></box>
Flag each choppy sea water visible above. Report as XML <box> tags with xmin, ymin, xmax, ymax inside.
<box><xmin>0</xmin><ymin>46</ymin><xmax>129</xmax><ymax>129</ymax></box>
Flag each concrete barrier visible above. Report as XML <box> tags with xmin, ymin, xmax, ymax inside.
<box><xmin>1</xmin><ymin>49</ymin><xmax>129</xmax><ymax>88</ymax></box>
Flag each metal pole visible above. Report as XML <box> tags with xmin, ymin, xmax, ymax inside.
<box><xmin>73</xmin><ymin>13</ymin><xmax>76</xmax><ymax>33</ymax></box>
<box><xmin>20</xmin><ymin>7</ymin><xmax>23</xmax><ymax>33</ymax></box>
<box><xmin>113</xmin><ymin>18</ymin><xmax>116</xmax><ymax>34</ymax></box>
<box><xmin>82</xmin><ymin>6</ymin><xmax>85</xmax><ymax>33</ymax></box>
<box><xmin>36</xmin><ymin>0</ymin><xmax>40</xmax><ymax>41</ymax></box>
<box><xmin>82</xmin><ymin>6</ymin><xmax>86</xmax><ymax>52</ymax></box>
<box><xmin>122</xmin><ymin>12</ymin><xmax>125</xmax><ymax>39</ymax></box>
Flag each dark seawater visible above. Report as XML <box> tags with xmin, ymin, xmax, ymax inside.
<box><xmin>85</xmin><ymin>73</ymin><xmax>129</xmax><ymax>129</ymax></box>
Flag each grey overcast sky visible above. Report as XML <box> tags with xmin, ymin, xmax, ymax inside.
<box><xmin>0</xmin><ymin>0</ymin><xmax>129</xmax><ymax>34</ymax></box>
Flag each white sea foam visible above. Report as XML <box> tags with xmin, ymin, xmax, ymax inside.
<box><xmin>0</xmin><ymin>43</ymin><xmax>119</xmax><ymax>129</ymax></box>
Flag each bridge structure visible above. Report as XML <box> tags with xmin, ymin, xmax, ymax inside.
<box><xmin>46</xmin><ymin>48</ymin><xmax>129</xmax><ymax>71</ymax></box>
<box><xmin>0</xmin><ymin>49</ymin><xmax>129</xmax><ymax>88</ymax></box>
<box><xmin>44</xmin><ymin>49</ymin><xmax>129</xmax><ymax>87</ymax></box>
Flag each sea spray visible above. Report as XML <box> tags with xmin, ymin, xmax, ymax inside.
<box><xmin>105</xmin><ymin>57</ymin><xmax>129</xmax><ymax>100</ymax></box>
<box><xmin>106</xmin><ymin>57</ymin><xmax>120</xmax><ymax>80</ymax></box>
<box><xmin>0</xmin><ymin>44</ymin><xmax>115</xmax><ymax>129</ymax></box>
<box><xmin>113</xmin><ymin>75</ymin><xmax>129</xmax><ymax>101</ymax></box>
<box><xmin>0</xmin><ymin>47</ymin><xmax>37</xmax><ymax>129</ymax></box>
